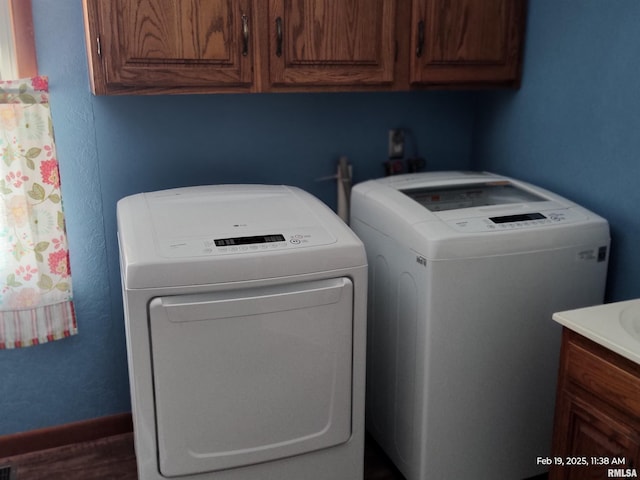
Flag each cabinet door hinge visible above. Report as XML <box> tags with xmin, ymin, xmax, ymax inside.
<box><xmin>96</xmin><ymin>35</ymin><xmax>102</xmax><ymax>58</ymax></box>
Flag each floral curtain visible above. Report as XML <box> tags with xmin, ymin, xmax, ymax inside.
<box><xmin>0</xmin><ymin>76</ymin><xmax>76</xmax><ymax>349</ymax></box>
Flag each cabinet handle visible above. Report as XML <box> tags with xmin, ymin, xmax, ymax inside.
<box><xmin>275</xmin><ymin>17</ymin><xmax>283</xmax><ymax>57</ymax></box>
<box><xmin>416</xmin><ymin>20</ymin><xmax>424</xmax><ymax>57</ymax></box>
<box><xmin>241</xmin><ymin>14</ymin><xmax>249</xmax><ymax>57</ymax></box>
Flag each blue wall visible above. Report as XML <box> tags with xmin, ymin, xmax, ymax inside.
<box><xmin>474</xmin><ymin>1</ymin><xmax>640</xmax><ymax>302</ymax></box>
<box><xmin>0</xmin><ymin>1</ymin><xmax>474</xmax><ymax>435</ymax></box>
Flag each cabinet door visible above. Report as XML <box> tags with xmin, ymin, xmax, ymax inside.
<box><xmin>83</xmin><ymin>0</ymin><xmax>254</xmax><ymax>94</ymax></box>
<box><xmin>410</xmin><ymin>0</ymin><xmax>525</xmax><ymax>87</ymax></box>
<box><xmin>550</xmin><ymin>330</ymin><xmax>640</xmax><ymax>480</ymax></box>
<box><xmin>267</xmin><ymin>0</ymin><xmax>398</xmax><ymax>88</ymax></box>
<box><xmin>550</xmin><ymin>393</ymin><xmax>640</xmax><ymax>480</ymax></box>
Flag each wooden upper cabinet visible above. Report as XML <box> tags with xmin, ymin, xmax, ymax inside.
<box><xmin>410</xmin><ymin>0</ymin><xmax>526</xmax><ymax>87</ymax></box>
<box><xmin>83</xmin><ymin>0</ymin><xmax>255</xmax><ymax>94</ymax></box>
<box><xmin>265</xmin><ymin>0</ymin><xmax>398</xmax><ymax>89</ymax></box>
<box><xmin>82</xmin><ymin>0</ymin><xmax>526</xmax><ymax>94</ymax></box>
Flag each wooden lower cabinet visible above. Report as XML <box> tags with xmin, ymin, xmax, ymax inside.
<box><xmin>550</xmin><ymin>328</ymin><xmax>640</xmax><ymax>480</ymax></box>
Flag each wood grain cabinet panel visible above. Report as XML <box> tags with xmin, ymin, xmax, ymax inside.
<box><xmin>83</xmin><ymin>0</ymin><xmax>526</xmax><ymax>94</ymax></box>
<box><xmin>550</xmin><ymin>329</ymin><xmax>640</xmax><ymax>480</ymax></box>
<box><xmin>266</xmin><ymin>0</ymin><xmax>398</xmax><ymax>88</ymax></box>
<box><xmin>409</xmin><ymin>0</ymin><xmax>526</xmax><ymax>87</ymax></box>
<box><xmin>83</xmin><ymin>0</ymin><xmax>254</xmax><ymax>94</ymax></box>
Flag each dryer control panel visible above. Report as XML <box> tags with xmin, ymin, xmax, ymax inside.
<box><xmin>158</xmin><ymin>226</ymin><xmax>336</xmax><ymax>258</ymax></box>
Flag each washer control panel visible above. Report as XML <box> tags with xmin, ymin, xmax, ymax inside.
<box><xmin>158</xmin><ymin>226</ymin><xmax>335</xmax><ymax>258</ymax></box>
<box><xmin>446</xmin><ymin>209</ymin><xmax>587</xmax><ymax>233</ymax></box>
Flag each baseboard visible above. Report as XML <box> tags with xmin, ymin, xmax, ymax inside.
<box><xmin>0</xmin><ymin>412</ymin><xmax>133</xmax><ymax>457</ymax></box>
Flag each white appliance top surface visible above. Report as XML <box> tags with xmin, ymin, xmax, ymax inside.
<box><xmin>353</xmin><ymin>171</ymin><xmax>607</xmax><ymax>233</ymax></box>
<box><xmin>145</xmin><ymin>184</ymin><xmax>336</xmax><ymax>258</ymax></box>
<box><xmin>118</xmin><ymin>185</ymin><xmax>366</xmax><ymax>288</ymax></box>
<box><xmin>350</xmin><ymin>171</ymin><xmax>610</xmax><ymax>259</ymax></box>
<box><xmin>149</xmin><ymin>185</ymin><xmax>319</xmax><ymax>238</ymax></box>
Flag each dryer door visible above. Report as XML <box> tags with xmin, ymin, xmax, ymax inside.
<box><xmin>148</xmin><ymin>277</ymin><xmax>354</xmax><ymax>477</ymax></box>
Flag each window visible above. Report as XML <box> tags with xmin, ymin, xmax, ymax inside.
<box><xmin>0</xmin><ymin>0</ymin><xmax>37</xmax><ymax>79</ymax></box>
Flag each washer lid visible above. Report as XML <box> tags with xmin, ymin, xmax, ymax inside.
<box><xmin>401</xmin><ymin>181</ymin><xmax>546</xmax><ymax>212</ymax></box>
<box><xmin>350</xmin><ymin>171</ymin><xmax>610</xmax><ymax>259</ymax></box>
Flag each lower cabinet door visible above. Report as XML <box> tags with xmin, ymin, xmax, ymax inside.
<box><xmin>550</xmin><ymin>391</ymin><xmax>640</xmax><ymax>480</ymax></box>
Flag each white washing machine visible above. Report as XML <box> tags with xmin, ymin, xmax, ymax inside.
<box><xmin>117</xmin><ymin>185</ymin><xmax>367</xmax><ymax>480</ymax></box>
<box><xmin>350</xmin><ymin>171</ymin><xmax>609</xmax><ymax>480</ymax></box>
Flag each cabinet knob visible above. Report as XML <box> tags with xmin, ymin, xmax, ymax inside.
<box><xmin>275</xmin><ymin>17</ymin><xmax>283</xmax><ymax>57</ymax></box>
<box><xmin>416</xmin><ymin>20</ymin><xmax>424</xmax><ymax>58</ymax></box>
<box><xmin>241</xmin><ymin>14</ymin><xmax>249</xmax><ymax>57</ymax></box>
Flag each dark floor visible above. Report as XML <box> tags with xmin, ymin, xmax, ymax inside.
<box><xmin>0</xmin><ymin>433</ymin><xmax>550</xmax><ymax>480</ymax></box>
<box><xmin>0</xmin><ymin>433</ymin><xmax>405</xmax><ymax>480</ymax></box>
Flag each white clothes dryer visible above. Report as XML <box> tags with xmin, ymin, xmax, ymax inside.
<box><xmin>350</xmin><ymin>171</ymin><xmax>609</xmax><ymax>480</ymax></box>
<box><xmin>118</xmin><ymin>185</ymin><xmax>367</xmax><ymax>480</ymax></box>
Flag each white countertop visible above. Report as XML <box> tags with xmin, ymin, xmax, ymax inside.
<box><xmin>553</xmin><ymin>298</ymin><xmax>640</xmax><ymax>365</ymax></box>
